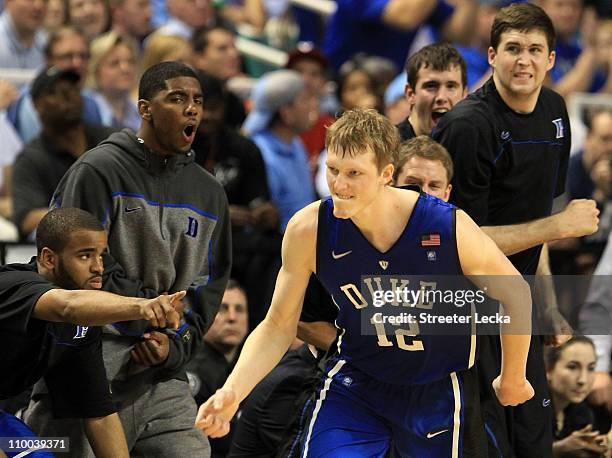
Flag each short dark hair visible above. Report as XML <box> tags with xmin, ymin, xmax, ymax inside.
<box><xmin>138</xmin><ymin>61</ymin><xmax>199</xmax><ymax>100</ymax></box>
<box><xmin>192</xmin><ymin>24</ymin><xmax>234</xmax><ymax>54</ymax></box>
<box><xmin>544</xmin><ymin>336</ymin><xmax>595</xmax><ymax>371</ymax></box>
<box><xmin>405</xmin><ymin>43</ymin><xmax>467</xmax><ymax>89</ymax></box>
<box><xmin>394</xmin><ymin>136</ymin><xmax>454</xmax><ymax>183</ymax></box>
<box><xmin>225</xmin><ymin>278</ymin><xmax>247</xmax><ymax>297</ymax></box>
<box><xmin>491</xmin><ymin>3</ymin><xmax>556</xmax><ymax>53</ymax></box>
<box><xmin>36</xmin><ymin>208</ymin><xmax>105</xmax><ymax>255</ymax></box>
<box><xmin>44</xmin><ymin>26</ymin><xmax>87</xmax><ymax>59</ymax></box>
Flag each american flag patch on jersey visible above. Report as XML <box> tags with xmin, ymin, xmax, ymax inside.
<box><xmin>421</xmin><ymin>233</ymin><xmax>441</xmax><ymax>246</ymax></box>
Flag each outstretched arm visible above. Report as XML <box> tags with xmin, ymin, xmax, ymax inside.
<box><xmin>457</xmin><ymin>210</ymin><xmax>534</xmax><ymax>406</ymax></box>
<box><xmin>195</xmin><ymin>203</ymin><xmax>318</xmax><ymax>438</ymax></box>
<box><xmin>33</xmin><ymin>289</ymin><xmax>185</xmax><ymax>328</ymax></box>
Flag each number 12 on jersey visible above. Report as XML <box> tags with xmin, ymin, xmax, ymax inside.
<box><xmin>370</xmin><ymin>316</ymin><xmax>424</xmax><ymax>351</ymax></box>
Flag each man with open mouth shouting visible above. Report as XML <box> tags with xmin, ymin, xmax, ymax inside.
<box><xmin>398</xmin><ymin>43</ymin><xmax>468</xmax><ymax>141</ymax></box>
<box><xmin>24</xmin><ymin>61</ymin><xmax>232</xmax><ymax>457</ymax></box>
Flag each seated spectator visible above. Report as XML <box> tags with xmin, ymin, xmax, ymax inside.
<box><xmin>568</xmin><ymin>109</ymin><xmax>612</xmax><ymax>202</ymax></box>
<box><xmin>192</xmin><ymin>24</ymin><xmax>246</xmax><ymax>128</ymax></box>
<box><xmin>323</xmin><ymin>0</ymin><xmax>477</xmax><ymax>72</ymax></box>
<box><xmin>336</xmin><ymin>59</ymin><xmax>380</xmax><ymax>113</ymax></box>
<box><xmin>543</xmin><ymin>0</ymin><xmax>611</xmax><ymax>97</ymax></box>
<box><xmin>455</xmin><ymin>0</ymin><xmax>507</xmax><ymax>91</ymax></box>
<box><xmin>580</xmin><ymin>230</ymin><xmax>612</xmax><ymax>414</ymax></box>
<box><xmin>192</xmin><ymin>24</ymin><xmax>241</xmax><ymax>82</ymax></box>
<box><xmin>0</xmin><ymin>80</ymin><xmax>20</xmax><ymax>241</ymax></box>
<box><xmin>545</xmin><ymin>336</ymin><xmax>609</xmax><ymax>457</ymax></box>
<box><xmin>108</xmin><ymin>0</ymin><xmax>153</xmax><ymax>50</ymax></box>
<box><xmin>8</xmin><ymin>26</ymin><xmax>103</xmax><ymax>143</ymax></box>
<box><xmin>11</xmin><ymin>67</ymin><xmax>115</xmax><ymax>239</ymax></box>
<box><xmin>243</xmin><ymin>69</ymin><xmax>317</xmax><ymax>233</ymax></box>
<box><xmin>0</xmin><ymin>0</ymin><xmax>47</xmax><ymax>69</ymax></box>
<box><xmin>540</xmin><ymin>0</ymin><xmax>584</xmax><ymax>87</ymax></box>
<box><xmin>66</xmin><ymin>0</ymin><xmax>110</xmax><ymax>42</ymax></box>
<box><xmin>191</xmin><ymin>71</ymin><xmax>279</xmax><ymax>327</ymax></box>
<box><xmin>87</xmin><ymin>33</ymin><xmax>140</xmax><ymax>131</ymax></box>
<box><xmin>286</xmin><ymin>44</ymin><xmax>336</xmax><ymax>172</ymax></box>
<box><xmin>155</xmin><ymin>0</ymin><xmax>214</xmax><ymax>40</ymax></box>
<box><xmin>44</xmin><ymin>0</ymin><xmax>66</xmax><ymax>32</ymax></box>
<box><xmin>186</xmin><ymin>279</ymin><xmax>249</xmax><ymax>457</ymax></box>
<box><xmin>141</xmin><ymin>31</ymin><xmax>194</xmax><ymax>71</ymax></box>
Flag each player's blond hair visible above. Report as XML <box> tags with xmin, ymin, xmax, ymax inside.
<box><xmin>326</xmin><ymin>108</ymin><xmax>400</xmax><ymax>171</ymax></box>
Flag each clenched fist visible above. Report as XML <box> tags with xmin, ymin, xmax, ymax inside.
<box><xmin>492</xmin><ymin>375</ymin><xmax>534</xmax><ymax>406</ymax></box>
<box><xmin>557</xmin><ymin>199</ymin><xmax>600</xmax><ymax>238</ymax></box>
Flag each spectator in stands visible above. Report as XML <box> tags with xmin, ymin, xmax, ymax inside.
<box><xmin>336</xmin><ymin>62</ymin><xmax>379</xmax><ymax>112</ymax></box>
<box><xmin>44</xmin><ymin>0</ymin><xmax>66</xmax><ymax>32</ymax></box>
<box><xmin>192</xmin><ymin>24</ymin><xmax>246</xmax><ymax>128</ymax></box>
<box><xmin>456</xmin><ymin>0</ymin><xmax>507</xmax><ymax>91</ymax></box>
<box><xmin>243</xmin><ymin>69</ymin><xmax>317</xmax><ymax>233</ymax></box>
<box><xmin>87</xmin><ymin>33</ymin><xmax>140</xmax><ymax>131</ymax></box>
<box><xmin>541</xmin><ymin>0</ymin><xmax>611</xmax><ymax>97</ymax></box>
<box><xmin>394</xmin><ymin>136</ymin><xmax>453</xmax><ymax>201</ymax></box>
<box><xmin>65</xmin><ymin>0</ymin><xmax>110</xmax><ymax>42</ymax></box>
<box><xmin>569</xmin><ymin>109</ymin><xmax>612</xmax><ymax>202</ymax></box>
<box><xmin>399</xmin><ymin>42</ymin><xmax>467</xmax><ymax>140</ymax></box>
<box><xmin>0</xmin><ymin>80</ymin><xmax>20</xmax><ymax>241</ymax></box>
<box><xmin>11</xmin><ymin>67</ymin><xmax>115</xmax><ymax>239</ymax></box>
<box><xmin>545</xmin><ymin>337</ymin><xmax>609</xmax><ymax>457</ymax></box>
<box><xmin>192</xmin><ymin>24</ymin><xmax>241</xmax><ymax>82</ymax></box>
<box><xmin>108</xmin><ymin>0</ymin><xmax>152</xmax><ymax>49</ymax></box>
<box><xmin>323</xmin><ymin>0</ymin><xmax>477</xmax><ymax>71</ymax></box>
<box><xmin>141</xmin><ymin>32</ymin><xmax>193</xmax><ymax>71</ymax></box>
<box><xmin>156</xmin><ymin>0</ymin><xmax>214</xmax><ymax>40</ymax></box>
<box><xmin>186</xmin><ymin>279</ymin><xmax>249</xmax><ymax>457</ymax></box>
<box><xmin>191</xmin><ymin>71</ymin><xmax>278</xmax><ymax>327</ymax></box>
<box><xmin>0</xmin><ymin>0</ymin><xmax>47</xmax><ymax>69</ymax></box>
<box><xmin>286</xmin><ymin>44</ymin><xmax>336</xmax><ymax>172</ymax></box>
<box><xmin>186</xmin><ymin>279</ymin><xmax>249</xmax><ymax>406</ymax></box>
<box><xmin>8</xmin><ymin>26</ymin><xmax>103</xmax><ymax>143</ymax></box>
<box><xmin>580</xmin><ymin>230</ymin><xmax>612</xmax><ymax>414</ymax></box>
<box><xmin>540</xmin><ymin>0</ymin><xmax>584</xmax><ymax>86</ymax></box>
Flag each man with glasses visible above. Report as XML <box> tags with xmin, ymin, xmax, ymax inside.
<box><xmin>8</xmin><ymin>26</ymin><xmax>103</xmax><ymax>142</ymax></box>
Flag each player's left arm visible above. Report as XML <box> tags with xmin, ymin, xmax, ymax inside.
<box><xmin>456</xmin><ymin>209</ymin><xmax>534</xmax><ymax>406</ymax></box>
<box><xmin>83</xmin><ymin>414</ymin><xmax>129</xmax><ymax>458</ymax></box>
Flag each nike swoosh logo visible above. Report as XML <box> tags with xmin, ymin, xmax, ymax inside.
<box><xmin>426</xmin><ymin>429</ymin><xmax>449</xmax><ymax>439</ymax></box>
<box><xmin>332</xmin><ymin>250</ymin><xmax>352</xmax><ymax>260</ymax></box>
<box><xmin>125</xmin><ymin>206</ymin><xmax>142</xmax><ymax>213</ymax></box>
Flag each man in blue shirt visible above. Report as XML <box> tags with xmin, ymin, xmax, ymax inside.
<box><xmin>0</xmin><ymin>0</ymin><xmax>46</xmax><ymax>70</ymax></box>
<box><xmin>243</xmin><ymin>70</ymin><xmax>317</xmax><ymax>233</ymax></box>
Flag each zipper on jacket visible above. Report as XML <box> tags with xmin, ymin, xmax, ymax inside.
<box><xmin>158</xmin><ymin>158</ymin><xmax>168</xmax><ymax>240</ymax></box>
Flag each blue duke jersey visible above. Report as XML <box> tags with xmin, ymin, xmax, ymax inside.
<box><xmin>316</xmin><ymin>192</ymin><xmax>477</xmax><ymax>385</ymax></box>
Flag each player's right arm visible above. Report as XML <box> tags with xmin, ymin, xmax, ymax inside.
<box><xmin>34</xmin><ymin>290</ymin><xmax>185</xmax><ymax>328</ymax></box>
<box><xmin>456</xmin><ymin>210</ymin><xmax>534</xmax><ymax>406</ymax></box>
<box><xmin>195</xmin><ymin>202</ymin><xmax>319</xmax><ymax>438</ymax></box>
